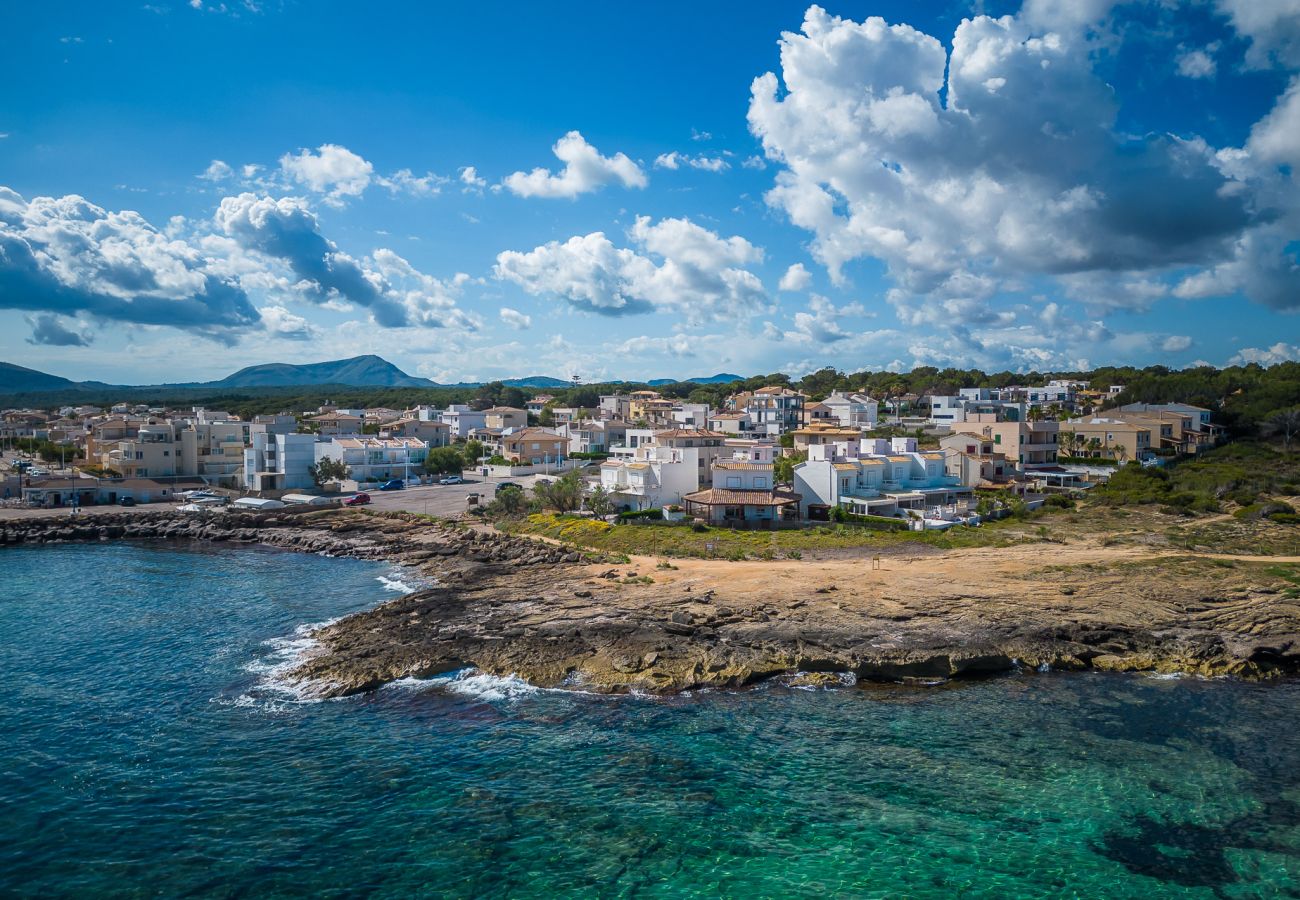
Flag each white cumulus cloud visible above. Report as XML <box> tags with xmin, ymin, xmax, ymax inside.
<box><xmin>746</xmin><ymin>5</ymin><xmax>1291</xmax><ymax>320</ymax></box>
<box><xmin>499</xmin><ymin>306</ymin><xmax>532</xmax><ymax>329</ymax></box>
<box><xmin>503</xmin><ymin>131</ymin><xmax>646</xmax><ymax>199</ymax></box>
<box><xmin>279</xmin><ymin>144</ymin><xmax>374</xmax><ymax>202</ymax></box>
<box><xmin>779</xmin><ymin>262</ymin><xmax>812</xmax><ymax>292</ymax></box>
<box><xmin>493</xmin><ymin>215</ymin><xmax>767</xmax><ymax>323</ymax></box>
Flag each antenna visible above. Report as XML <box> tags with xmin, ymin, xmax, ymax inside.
<box><xmin>570</xmin><ymin>373</ymin><xmax>582</xmax><ymax>388</ymax></box>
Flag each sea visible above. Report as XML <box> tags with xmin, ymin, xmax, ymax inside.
<box><xmin>2</xmin><ymin>541</ymin><xmax>1298</xmax><ymax>898</ymax></box>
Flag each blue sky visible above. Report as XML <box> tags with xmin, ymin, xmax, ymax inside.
<box><xmin>1</xmin><ymin>0</ymin><xmax>1297</xmax><ymax>384</ymax></box>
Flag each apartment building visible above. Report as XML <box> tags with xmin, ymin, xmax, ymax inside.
<box><xmin>951</xmin><ymin>419</ymin><xmax>1059</xmax><ymax>467</ymax></box>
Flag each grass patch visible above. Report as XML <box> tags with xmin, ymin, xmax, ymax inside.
<box><xmin>502</xmin><ymin>513</ymin><xmax>1031</xmax><ymax>560</ymax></box>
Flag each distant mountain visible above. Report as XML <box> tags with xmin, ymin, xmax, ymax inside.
<box><xmin>0</xmin><ymin>356</ymin><xmax>748</xmax><ymax>397</ymax></box>
<box><xmin>210</xmin><ymin>355</ymin><xmax>435</xmax><ymax>389</ymax></box>
<box><xmin>647</xmin><ymin>373</ymin><xmax>745</xmax><ymax>386</ymax></box>
<box><xmin>502</xmin><ymin>376</ymin><xmax>573</xmax><ymax>389</ymax></box>
<box><xmin>0</xmin><ymin>362</ymin><xmax>79</xmax><ymax>394</ymax></box>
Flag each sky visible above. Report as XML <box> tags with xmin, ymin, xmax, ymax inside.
<box><xmin>1</xmin><ymin>0</ymin><xmax>1298</xmax><ymax>385</ymax></box>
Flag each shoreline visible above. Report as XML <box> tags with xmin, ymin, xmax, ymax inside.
<box><xmin>3</xmin><ymin>508</ymin><xmax>1299</xmax><ymax>695</ymax></box>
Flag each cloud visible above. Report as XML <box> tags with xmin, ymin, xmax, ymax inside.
<box><xmin>1160</xmin><ymin>334</ymin><xmax>1192</xmax><ymax>352</ymax></box>
<box><xmin>746</xmin><ymin>6</ymin><xmax>1288</xmax><ymax>319</ymax></box>
<box><xmin>779</xmin><ymin>262</ymin><xmax>812</xmax><ymax>292</ymax></box>
<box><xmin>459</xmin><ymin>166</ymin><xmax>487</xmax><ymax>191</ymax></box>
<box><xmin>279</xmin><ymin>144</ymin><xmax>374</xmax><ymax>202</ymax></box>
<box><xmin>1176</xmin><ymin>47</ymin><xmax>1217</xmax><ymax>79</ymax></box>
<box><xmin>377</xmin><ymin>169</ymin><xmax>446</xmax><ymax>198</ymax></box>
<box><xmin>1228</xmin><ymin>342</ymin><xmax>1300</xmax><ymax>366</ymax></box>
<box><xmin>614</xmin><ymin>334</ymin><xmax>695</xmax><ymax>357</ymax></box>
<box><xmin>25</xmin><ymin>313</ymin><xmax>92</xmax><ymax>346</ymax></box>
<box><xmin>199</xmin><ymin>160</ymin><xmax>234</xmax><ymax>182</ymax></box>
<box><xmin>214</xmin><ymin>193</ymin><xmax>475</xmax><ymax>330</ymax></box>
<box><xmin>1215</xmin><ymin>0</ymin><xmax>1300</xmax><ymax>69</ymax></box>
<box><xmin>654</xmin><ymin>151</ymin><xmax>729</xmax><ymax>172</ymax></box>
<box><xmin>790</xmin><ymin>294</ymin><xmax>863</xmax><ymax>343</ymax></box>
<box><xmin>258</xmin><ymin>304</ymin><xmax>317</xmax><ymax>340</ymax></box>
<box><xmin>0</xmin><ymin>186</ymin><xmax>260</xmax><ymax>338</ymax></box>
<box><xmin>503</xmin><ymin>131</ymin><xmax>646</xmax><ymax>199</ymax></box>
<box><xmin>494</xmin><ymin>215</ymin><xmax>767</xmax><ymax>322</ymax></box>
<box><xmin>499</xmin><ymin>306</ymin><xmax>532</xmax><ymax>329</ymax></box>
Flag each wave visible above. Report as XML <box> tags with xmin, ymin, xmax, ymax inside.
<box><xmin>388</xmin><ymin>669</ymin><xmax>541</xmax><ymax>702</ymax></box>
<box><xmin>377</xmin><ymin>572</ymin><xmax>421</xmax><ymax>594</ymax></box>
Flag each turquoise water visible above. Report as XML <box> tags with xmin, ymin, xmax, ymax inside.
<box><xmin>2</xmin><ymin>543</ymin><xmax>1299</xmax><ymax>898</ymax></box>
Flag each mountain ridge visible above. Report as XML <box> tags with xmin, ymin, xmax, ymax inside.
<box><xmin>0</xmin><ymin>357</ymin><xmax>748</xmax><ymax>396</ymax></box>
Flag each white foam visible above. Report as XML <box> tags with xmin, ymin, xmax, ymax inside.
<box><xmin>780</xmin><ymin>671</ymin><xmax>859</xmax><ymax>691</ymax></box>
<box><xmin>427</xmin><ymin>669</ymin><xmax>541</xmax><ymax>702</ymax></box>
<box><xmin>377</xmin><ymin>573</ymin><xmax>419</xmax><ymax>594</ymax></box>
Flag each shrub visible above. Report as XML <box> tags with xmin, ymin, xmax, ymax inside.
<box><xmin>1044</xmin><ymin>494</ymin><xmax>1076</xmax><ymax>509</ymax></box>
<box><xmin>617</xmin><ymin>508</ymin><xmax>664</xmax><ymax>521</ymax></box>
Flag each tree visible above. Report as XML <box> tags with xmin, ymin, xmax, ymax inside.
<box><xmin>463</xmin><ymin>440</ymin><xmax>485</xmax><ymax>464</ymax></box>
<box><xmin>533</xmin><ymin>469</ymin><xmax>586</xmax><ymax>512</ymax></box>
<box><xmin>424</xmin><ymin>446</ymin><xmax>465</xmax><ymax>475</ymax></box>
<box><xmin>586</xmin><ymin>485</ymin><xmax>614</xmax><ymax>518</ymax></box>
<box><xmin>487</xmin><ymin>485</ymin><xmax>529</xmax><ymax>518</ymax></box>
<box><xmin>774</xmin><ymin>451</ymin><xmax>806</xmax><ymax>484</ymax></box>
<box><xmin>501</xmin><ymin>386</ymin><xmax>528</xmax><ymax>409</ymax></box>
<box><xmin>1114</xmin><ymin>444</ymin><xmax>1129</xmax><ymax>466</ymax></box>
<box><xmin>311</xmin><ymin>457</ymin><xmax>350</xmax><ymax>486</ymax></box>
<box><xmin>1266</xmin><ymin>406</ymin><xmax>1300</xmax><ymax>451</ymax></box>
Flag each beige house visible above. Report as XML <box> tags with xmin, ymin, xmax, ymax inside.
<box><xmin>308</xmin><ymin>412</ymin><xmax>363</xmax><ymax>436</ymax></box>
<box><xmin>789</xmin><ymin>423</ymin><xmax>864</xmax><ymax>454</ymax></box>
<box><xmin>484</xmin><ymin>407</ymin><xmax>528</xmax><ymax>430</ymax></box>
<box><xmin>501</xmin><ymin>428</ymin><xmax>567</xmax><ymax>464</ymax></box>
<box><xmin>379</xmin><ymin>417</ymin><xmax>450</xmax><ymax>446</ymax></box>
<box><xmin>1060</xmin><ymin>418</ymin><xmax>1153</xmax><ymax>461</ymax></box>
<box><xmin>951</xmin><ymin>419</ymin><xmax>1059</xmax><ymax>467</ymax></box>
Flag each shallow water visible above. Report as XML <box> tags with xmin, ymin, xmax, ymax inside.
<box><xmin>2</xmin><ymin>542</ymin><xmax>1298</xmax><ymax>898</ymax></box>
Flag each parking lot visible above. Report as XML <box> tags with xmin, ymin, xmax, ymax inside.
<box><xmin>362</xmin><ymin>469</ymin><xmax>592</xmax><ymax>518</ymax></box>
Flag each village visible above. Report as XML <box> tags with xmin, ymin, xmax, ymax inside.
<box><xmin>1</xmin><ymin>377</ymin><xmax>1225</xmax><ymax>531</ymax></box>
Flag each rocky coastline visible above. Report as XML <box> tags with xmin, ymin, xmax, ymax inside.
<box><xmin>4</xmin><ymin>508</ymin><xmax>1298</xmax><ymax>695</ymax></box>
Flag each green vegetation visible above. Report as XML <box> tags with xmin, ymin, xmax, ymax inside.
<box><xmin>531</xmin><ymin>469</ymin><xmax>586</xmax><ymax>513</ymax></box>
<box><xmin>423</xmin><ymin>446</ymin><xmax>467</xmax><ymax>475</ymax></box>
<box><xmin>1091</xmin><ymin>442</ymin><xmax>1300</xmax><ymax>517</ymax></box>
<box><xmin>501</xmin><ymin>513</ymin><xmax>1027</xmax><ymax>560</ymax></box>
<box><xmin>309</xmin><ymin>457</ymin><xmax>350</xmax><ymax>486</ymax></box>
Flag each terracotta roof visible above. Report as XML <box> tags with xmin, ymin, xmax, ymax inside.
<box><xmin>503</xmin><ymin>428</ymin><xmax>565</xmax><ymax>441</ymax></box>
<box><xmin>682</xmin><ymin>488</ymin><xmax>801</xmax><ymax>506</ymax></box>
<box><xmin>714</xmin><ymin>461</ymin><xmax>772</xmax><ymax>471</ymax></box>
<box><xmin>709</xmin><ymin>413</ymin><xmax>750</xmax><ymax>420</ymax></box>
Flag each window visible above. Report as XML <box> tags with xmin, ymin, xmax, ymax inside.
<box><xmin>993</xmin><ymin>434</ymin><xmax>1001</xmax><ymax>444</ymax></box>
<box><xmin>755</xmin><ymin>477</ymin><xmax>767</xmax><ymax>488</ymax></box>
<box><xmin>727</xmin><ymin>476</ymin><xmax>742</xmax><ymax>488</ymax></box>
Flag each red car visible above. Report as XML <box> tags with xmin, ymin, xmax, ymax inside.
<box><xmin>344</xmin><ymin>492</ymin><xmax>371</xmax><ymax>506</ymax></box>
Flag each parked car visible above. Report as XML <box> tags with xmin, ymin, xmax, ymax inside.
<box><xmin>379</xmin><ymin>479</ymin><xmax>405</xmax><ymax>491</ymax></box>
<box><xmin>495</xmin><ymin>482</ymin><xmax>522</xmax><ymax>495</ymax></box>
<box><xmin>438</xmin><ymin>475</ymin><xmax>464</xmax><ymax>485</ymax></box>
<box><xmin>344</xmin><ymin>492</ymin><xmax>371</xmax><ymax>506</ymax></box>
<box><xmin>117</xmin><ymin>496</ymin><xmax>136</xmax><ymax>507</ymax></box>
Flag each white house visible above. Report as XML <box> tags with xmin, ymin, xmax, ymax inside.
<box><xmin>441</xmin><ymin>405</ymin><xmax>488</xmax><ymax>439</ymax></box>
<box><xmin>793</xmin><ymin>437</ymin><xmax>970</xmax><ymax>520</ymax></box>
<box><xmin>822</xmin><ymin>391</ymin><xmax>879</xmax><ymax>429</ymax></box>
<box><xmin>599</xmin><ymin>445</ymin><xmax>700</xmax><ymax>512</ymax></box>
<box><xmin>321</xmin><ymin>437</ymin><xmax>428</xmax><ymax>485</ymax></box>
<box><xmin>682</xmin><ymin>442</ymin><xmax>800</xmax><ymax>523</ymax></box>
<box><xmin>242</xmin><ymin>432</ymin><xmax>322</xmax><ymax>493</ymax></box>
